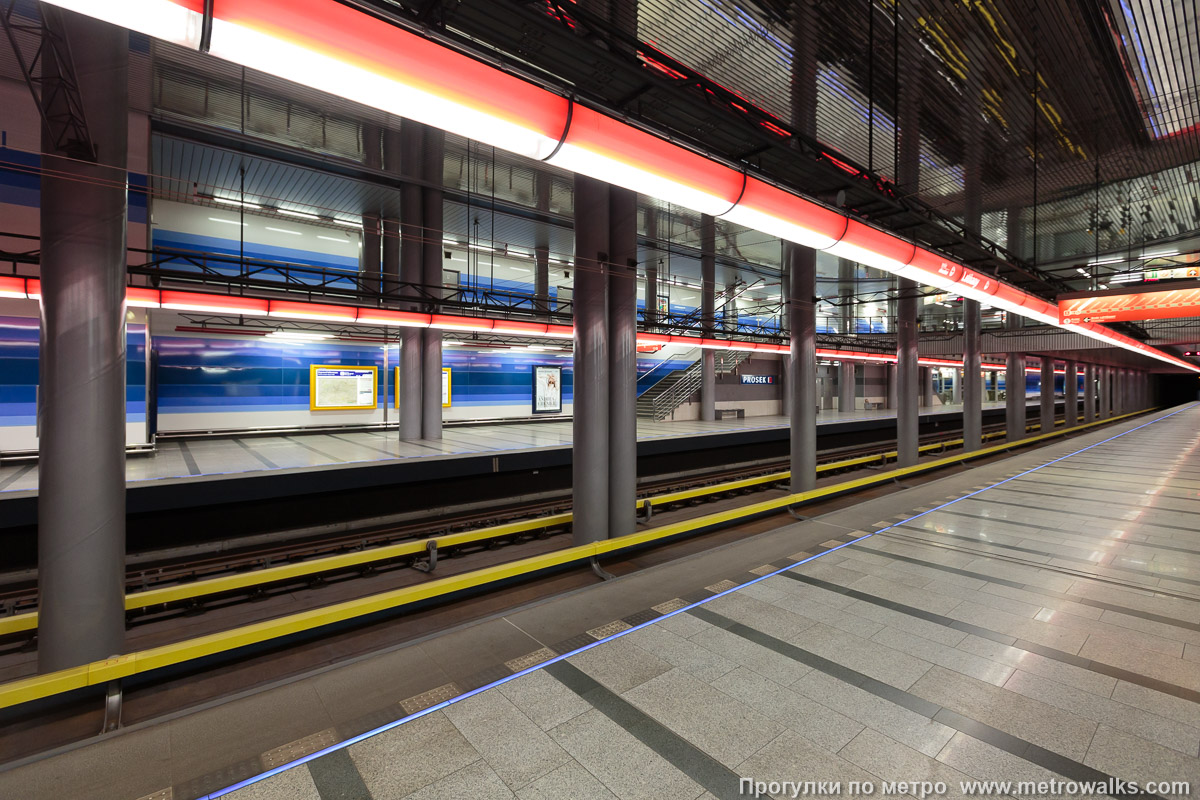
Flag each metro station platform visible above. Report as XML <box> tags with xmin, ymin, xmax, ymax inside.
<box><xmin>2</xmin><ymin>403</ymin><xmax>1194</xmax><ymax>800</ymax></box>
<box><xmin>0</xmin><ymin>401</ymin><xmax>1028</xmax><ymax>533</ymax></box>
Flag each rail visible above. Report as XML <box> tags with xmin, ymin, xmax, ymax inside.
<box><xmin>0</xmin><ymin>412</ymin><xmax>1097</xmax><ymax>640</ymax></box>
<box><xmin>0</xmin><ymin>408</ymin><xmax>1151</xmax><ymax>710</ymax></box>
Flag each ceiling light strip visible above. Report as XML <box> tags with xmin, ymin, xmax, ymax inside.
<box><xmin>29</xmin><ymin>0</ymin><xmax>1200</xmax><ymax>373</ymax></box>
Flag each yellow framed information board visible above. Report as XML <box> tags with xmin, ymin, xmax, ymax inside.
<box><xmin>393</xmin><ymin>366</ymin><xmax>452</xmax><ymax>408</ymax></box>
<box><xmin>309</xmin><ymin>365</ymin><xmax>378</xmax><ymax>411</ymax></box>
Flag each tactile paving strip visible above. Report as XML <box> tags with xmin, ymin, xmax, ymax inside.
<box><xmin>587</xmin><ymin>620</ymin><xmax>632</xmax><ymax>639</ymax></box>
<box><xmin>261</xmin><ymin>728</ymin><xmax>338</xmax><ymax>770</ymax></box>
<box><xmin>651</xmin><ymin>598</ymin><xmax>688</xmax><ymax>614</ymax></box>
<box><xmin>134</xmin><ymin>790</ymin><xmax>173</xmax><ymax>800</ymax></box>
<box><xmin>704</xmin><ymin>579</ymin><xmax>739</xmax><ymax>593</ymax></box>
<box><xmin>399</xmin><ymin>682</ymin><xmax>461</xmax><ymax>715</ymax></box>
<box><xmin>505</xmin><ymin>647</ymin><xmax>557</xmax><ymax>673</ymax></box>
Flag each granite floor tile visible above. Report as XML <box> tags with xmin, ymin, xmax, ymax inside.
<box><xmin>1097</xmin><ymin>608</ymin><xmax>1200</xmax><ymax>648</ymax></box>
<box><xmin>622</xmin><ymin>668</ymin><xmax>784</xmax><ymax>769</ymax></box>
<box><xmin>621</xmin><ymin>626</ymin><xmax>738</xmax><ymax>684</ymax></box>
<box><xmin>1077</xmin><ymin>637</ymin><xmax>1200</xmax><ymax>693</ymax></box>
<box><xmin>1110</xmin><ymin>681</ymin><xmax>1200</xmax><ymax>730</ymax></box>
<box><xmin>1003</xmin><ymin>670</ymin><xmax>1200</xmax><ymax>756</ymax></box>
<box><xmin>791</xmin><ymin>622</ymin><xmax>935</xmax><ymax>690</ymax></box>
<box><xmin>791</xmin><ymin>670</ymin><xmax>955</xmax><ymax>757</ymax></box>
<box><xmin>947</xmin><ymin>600</ymin><xmax>1090</xmax><ymax>654</ymax></box>
<box><xmin>497</xmin><ymin>668</ymin><xmax>592</xmax><ymax>732</ymax></box>
<box><xmin>736</xmin><ymin>730</ymin><xmax>877</xmax><ymax>798</ymax></box>
<box><xmin>954</xmin><ymin>634</ymin><xmax>1117</xmax><ymax>698</ymax></box>
<box><xmin>935</xmin><ymin>731</ymin><xmax>1071</xmax><ymax>786</ymax></box>
<box><xmin>224</xmin><ymin>764</ymin><xmax>323</xmax><ymax>800</ymax></box>
<box><xmin>870</xmin><ymin>626</ymin><xmax>1015</xmax><ymax>686</ymax></box>
<box><xmin>348</xmin><ymin>712</ymin><xmax>479</xmax><ymax>800</ymax></box>
<box><xmin>565</xmin><ymin>639</ymin><xmax>673</xmax><ymax>695</ymax></box>
<box><xmin>399</xmin><ymin>759</ymin><xmax>515</xmax><ymax>800</ymax></box>
<box><xmin>838</xmin><ymin>728</ymin><xmax>974</xmax><ymax>798</ymax></box>
<box><xmin>652</xmin><ymin>609</ymin><xmax>712</xmax><ymax>639</ymax></box>
<box><xmin>687</xmin><ymin>625</ymin><xmax>814</xmax><ymax>687</ymax></box>
<box><xmin>769</xmin><ymin>591</ymin><xmax>887</xmax><ymax>639</ymax></box>
<box><xmin>710</xmin><ymin>666</ymin><xmax>864</xmax><ymax>753</ymax></box>
<box><xmin>443</xmin><ymin>688</ymin><xmax>570</xmax><ymax>790</ymax></box>
<box><xmin>547</xmin><ymin>709</ymin><xmax>705</xmax><ymax>800</ymax></box>
<box><xmin>845</xmin><ymin>598</ymin><xmax>970</xmax><ymax>647</ymax></box>
<box><xmin>515</xmin><ymin>761</ymin><xmax>618</xmax><ymax>800</ymax></box>
<box><xmin>702</xmin><ymin>591</ymin><xmax>820</xmax><ymax>645</ymax></box>
<box><xmin>909</xmin><ymin>666</ymin><xmax>1097</xmax><ymax>760</ymax></box>
<box><xmin>1083</xmin><ymin>725</ymin><xmax>1200</xmax><ymax>798</ymax></box>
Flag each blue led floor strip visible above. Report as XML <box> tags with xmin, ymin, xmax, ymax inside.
<box><xmin>204</xmin><ymin>403</ymin><xmax>1196</xmax><ymax>799</ymax></box>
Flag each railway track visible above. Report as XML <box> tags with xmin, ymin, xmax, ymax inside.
<box><xmin>0</xmin><ymin>409</ymin><xmax>1144</xmax><ymax>763</ymax></box>
<box><xmin>0</xmin><ymin>418</ymin><xmax>1019</xmax><ymax>617</ymax></box>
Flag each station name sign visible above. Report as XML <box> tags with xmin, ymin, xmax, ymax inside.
<box><xmin>741</xmin><ymin>375</ymin><xmax>775</xmax><ymax>385</ymax></box>
<box><xmin>1058</xmin><ymin>283</ymin><xmax>1200</xmax><ymax>324</ymax></box>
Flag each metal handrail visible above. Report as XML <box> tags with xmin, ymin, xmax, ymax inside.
<box><xmin>648</xmin><ymin>350</ymin><xmax>749</xmax><ymax>420</ymax></box>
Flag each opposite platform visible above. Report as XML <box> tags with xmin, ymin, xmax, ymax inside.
<box><xmin>0</xmin><ymin>401</ymin><xmax>1018</xmax><ymax>496</ymax></box>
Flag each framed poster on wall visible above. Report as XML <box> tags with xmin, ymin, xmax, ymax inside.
<box><xmin>532</xmin><ymin>365</ymin><xmax>563</xmax><ymax>415</ymax></box>
<box><xmin>310</xmin><ymin>365</ymin><xmax>377</xmax><ymax>411</ymax></box>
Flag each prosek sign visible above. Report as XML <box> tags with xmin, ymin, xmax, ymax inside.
<box><xmin>741</xmin><ymin>375</ymin><xmax>776</xmax><ymax>385</ymax></box>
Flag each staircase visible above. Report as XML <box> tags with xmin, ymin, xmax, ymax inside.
<box><xmin>637</xmin><ymin>350</ymin><xmax>750</xmax><ymax>420</ymax></box>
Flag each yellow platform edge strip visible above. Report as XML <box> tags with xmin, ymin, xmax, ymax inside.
<box><xmin>0</xmin><ymin>408</ymin><xmax>1144</xmax><ymax>708</ymax></box>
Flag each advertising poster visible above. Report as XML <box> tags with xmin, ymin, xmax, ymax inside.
<box><xmin>442</xmin><ymin>367</ymin><xmax>452</xmax><ymax>408</ymax></box>
<box><xmin>310</xmin><ymin>365</ymin><xmax>377</xmax><ymax>410</ymax></box>
<box><xmin>532</xmin><ymin>365</ymin><xmax>563</xmax><ymax>415</ymax></box>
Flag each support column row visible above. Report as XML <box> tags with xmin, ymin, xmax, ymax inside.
<box><xmin>572</xmin><ymin>175</ymin><xmax>638</xmax><ymax>544</ymax></box>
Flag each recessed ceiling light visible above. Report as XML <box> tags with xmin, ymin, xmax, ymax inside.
<box><xmin>212</xmin><ymin>197</ymin><xmax>261</xmax><ymax>209</ymax></box>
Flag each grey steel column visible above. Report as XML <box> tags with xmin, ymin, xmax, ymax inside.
<box><xmin>839</xmin><ymin>361</ymin><xmax>855</xmax><ymax>413</ymax></box>
<box><xmin>1113</xmin><ymin>369</ymin><xmax>1123</xmax><ymax>415</ymax></box>
<box><xmin>839</xmin><ymin>258</ymin><xmax>856</xmax><ymax>335</ymax></box>
<box><xmin>1099</xmin><ymin>367</ymin><xmax>1111</xmax><ymax>418</ymax></box>
<box><xmin>397</xmin><ymin>122</ymin><xmax>424</xmax><ymax>440</ymax></box>
<box><xmin>887</xmin><ymin>364</ymin><xmax>898</xmax><ymax>409</ymax></box>
<box><xmin>700</xmin><ymin>214</ymin><xmax>716</xmax><ymax>421</ymax></box>
<box><xmin>644</xmin><ymin>209</ymin><xmax>658</xmax><ymax>327</ymax></box>
<box><xmin>38</xmin><ymin>11</ymin><xmax>128</xmax><ymax>672</ymax></box>
<box><xmin>1064</xmin><ymin>360</ymin><xmax>1078</xmax><ymax>427</ymax></box>
<box><xmin>421</xmin><ymin>126</ymin><xmax>445</xmax><ymax>440</ymax></box>
<box><xmin>381</xmin><ymin>118</ymin><xmax>402</xmax><ymax>299</ymax></box>
<box><xmin>1083</xmin><ymin>364</ymin><xmax>1095</xmax><ymax>423</ymax></box>
<box><xmin>608</xmin><ymin>186</ymin><xmax>638</xmax><ymax>538</ymax></box>
<box><xmin>950</xmin><ymin>368</ymin><xmax>962</xmax><ymax>405</ymax></box>
<box><xmin>572</xmin><ymin>174</ymin><xmax>610</xmax><ymax>544</ymax></box>
<box><xmin>1040</xmin><ymin>358</ymin><xmax>1056</xmax><ymax>433</ymax></box>
<box><xmin>781</xmin><ymin>270</ymin><xmax>792</xmax><ymax>416</ymax></box>
<box><xmin>962</xmin><ymin>299</ymin><xmax>982</xmax><ymax>451</ymax></box>
<box><xmin>787</xmin><ymin>244</ymin><xmax>817</xmax><ymax>492</ymax></box>
<box><xmin>1006</xmin><ymin>354</ymin><xmax>1025</xmax><ymax>441</ymax></box>
<box><xmin>535</xmin><ymin>171</ymin><xmax>551</xmax><ymax>315</ymax></box>
<box><xmin>360</xmin><ymin>124</ymin><xmax>382</xmax><ymax>292</ymax></box>
<box><xmin>921</xmin><ymin>367</ymin><xmax>934</xmax><ymax>407</ymax></box>
<box><xmin>897</xmin><ymin>278</ymin><xmax>919</xmax><ymax>467</ymax></box>
<box><xmin>381</xmin><ymin>218</ymin><xmax>400</xmax><ymax>298</ymax></box>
